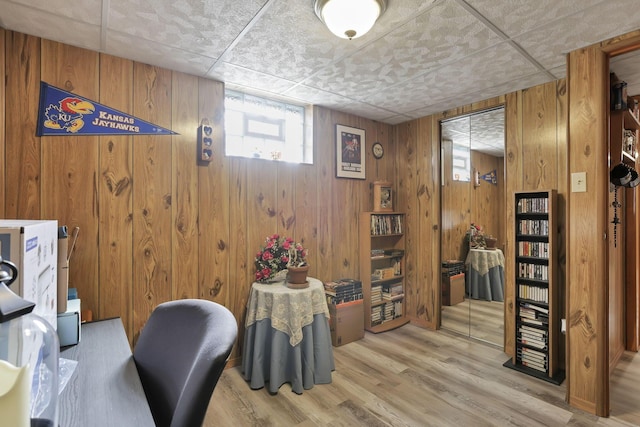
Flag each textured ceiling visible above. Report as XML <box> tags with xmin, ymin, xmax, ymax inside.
<box><xmin>441</xmin><ymin>107</ymin><xmax>504</xmax><ymax>157</ymax></box>
<box><xmin>1</xmin><ymin>0</ymin><xmax>640</xmax><ymax>126</ymax></box>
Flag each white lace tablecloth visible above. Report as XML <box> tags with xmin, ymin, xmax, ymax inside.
<box><xmin>245</xmin><ymin>277</ymin><xmax>330</xmax><ymax>346</ymax></box>
<box><xmin>465</xmin><ymin>248</ymin><xmax>505</xmax><ymax>276</ymax></box>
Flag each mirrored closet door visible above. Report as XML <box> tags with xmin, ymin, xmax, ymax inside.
<box><xmin>440</xmin><ymin>107</ymin><xmax>505</xmax><ymax>347</ymax></box>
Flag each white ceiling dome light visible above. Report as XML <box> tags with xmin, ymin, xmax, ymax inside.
<box><xmin>314</xmin><ymin>0</ymin><xmax>387</xmax><ymax>40</ymax></box>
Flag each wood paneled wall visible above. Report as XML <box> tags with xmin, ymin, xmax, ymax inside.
<box><xmin>440</xmin><ymin>136</ymin><xmax>472</xmax><ymax>263</ymax></box>
<box><xmin>567</xmin><ymin>45</ymin><xmax>610</xmax><ymax>416</ymax></box>
<box><xmin>0</xmin><ymin>30</ymin><xmax>395</xmax><ymax>364</ymax></box>
<box><xmin>471</xmin><ymin>151</ymin><xmax>505</xmax><ymax>250</ymax></box>
<box><xmin>395</xmin><ymin>115</ymin><xmax>440</xmax><ymax>328</ymax></box>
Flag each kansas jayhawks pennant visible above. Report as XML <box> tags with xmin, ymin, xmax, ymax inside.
<box><xmin>36</xmin><ymin>82</ymin><xmax>178</xmax><ymax>136</ymax></box>
<box><xmin>480</xmin><ymin>169</ymin><xmax>498</xmax><ymax>185</ymax></box>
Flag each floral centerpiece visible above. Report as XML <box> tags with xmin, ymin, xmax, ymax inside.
<box><xmin>466</xmin><ymin>223</ymin><xmax>486</xmax><ymax>249</ymax></box>
<box><xmin>254</xmin><ymin>234</ymin><xmax>308</xmax><ymax>283</ymax></box>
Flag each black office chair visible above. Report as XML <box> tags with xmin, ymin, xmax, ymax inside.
<box><xmin>133</xmin><ymin>299</ymin><xmax>237</xmax><ymax>427</ymax></box>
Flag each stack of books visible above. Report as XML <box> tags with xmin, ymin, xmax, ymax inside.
<box><xmin>323</xmin><ymin>279</ymin><xmax>363</xmax><ymax>305</ymax></box>
<box><xmin>441</xmin><ymin>260</ymin><xmax>464</xmax><ymax>276</ymax></box>
<box><xmin>382</xmin><ymin>282</ymin><xmax>404</xmax><ymax>301</ymax></box>
<box><xmin>370</xmin><ymin>249</ymin><xmax>385</xmax><ymax>258</ymax></box>
<box><xmin>393</xmin><ymin>300</ymin><xmax>403</xmax><ymax>318</ymax></box>
<box><xmin>518</xmin><ymin>303</ymin><xmax>549</xmax><ymax>326</ymax></box>
<box><xmin>517</xmin><ymin>324</ymin><xmax>547</xmax><ymax>351</ymax></box>
<box><xmin>518</xmin><ymin>284</ymin><xmax>549</xmax><ymax>303</ymax></box>
<box><xmin>371</xmin><ymin>284</ymin><xmax>383</xmax><ymax>305</ymax></box>
<box><xmin>372</xmin><ymin>267</ymin><xmax>396</xmax><ymax>281</ymax></box>
<box><xmin>517</xmin><ymin>347</ymin><xmax>547</xmax><ymax>373</ymax></box>
<box><xmin>371</xmin><ymin>305</ymin><xmax>383</xmax><ymax>326</ymax></box>
<box><xmin>382</xmin><ymin>302</ymin><xmax>394</xmax><ymax>323</ymax></box>
<box><xmin>370</xmin><ymin>214</ymin><xmax>403</xmax><ymax>235</ymax></box>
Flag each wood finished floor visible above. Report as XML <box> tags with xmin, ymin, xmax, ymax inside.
<box><xmin>206</xmin><ymin>324</ymin><xmax>640</xmax><ymax>426</ymax></box>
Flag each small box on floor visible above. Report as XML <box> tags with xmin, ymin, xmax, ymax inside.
<box><xmin>442</xmin><ymin>273</ymin><xmax>465</xmax><ymax>306</ymax></box>
<box><xmin>328</xmin><ymin>300</ymin><xmax>364</xmax><ymax>347</ymax></box>
<box><xmin>57</xmin><ymin>298</ymin><xmax>81</xmax><ymax>347</ymax></box>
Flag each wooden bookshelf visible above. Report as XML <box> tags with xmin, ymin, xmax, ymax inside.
<box><xmin>359</xmin><ymin>212</ymin><xmax>409</xmax><ymax>333</ymax></box>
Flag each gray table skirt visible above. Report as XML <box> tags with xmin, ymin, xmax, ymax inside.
<box><xmin>467</xmin><ymin>265</ymin><xmax>505</xmax><ymax>302</ymax></box>
<box><xmin>242</xmin><ymin>313</ymin><xmax>335</xmax><ymax>394</ymax></box>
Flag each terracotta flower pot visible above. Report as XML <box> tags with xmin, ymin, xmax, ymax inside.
<box><xmin>287</xmin><ymin>265</ymin><xmax>309</xmax><ymax>288</ymax></box>
<box><xmin>485</xmin><ymin>236</ymin><xmax>498</xmax><ymax>250</ymax></box>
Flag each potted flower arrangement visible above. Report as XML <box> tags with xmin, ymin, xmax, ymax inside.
<box><xmin>254</xmin><ymin>234</ymin><xmax>308</xmax><ymax>286</ymax></box>
<box><xmin>285</xmin><ymin>241</ymin><xmax>309</xmax><ymax>287</ymax></box>
<box><xmin>466</xmin><ymin>223</ymin><xmax>486</xmax><ymax>249</ymax></box>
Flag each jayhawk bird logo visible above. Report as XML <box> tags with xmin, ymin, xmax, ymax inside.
<box><xmin>44</xmin><ymin>97</ymin><xmax>95</xmax><ymax>133</ymax></box>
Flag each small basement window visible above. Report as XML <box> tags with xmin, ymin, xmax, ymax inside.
<box><xmin>224</xmin><ymin>90</ymin><xmax>312</xmax><ymax>164</ymax></box>
<box><xmin>452</xmin><ymin>143</ymin><xmax>471</xmax><ymax>182</ymax></box>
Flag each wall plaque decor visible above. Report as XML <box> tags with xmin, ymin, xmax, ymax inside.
<box><xmin>336</xmin><ymin>124</ymin><xmax>365</xmax><ymax>179</ymax></box>
<box><xmin>372</xmin><ymin>180</ymin><xmax>393</xmax><ymax>212</ymax></box>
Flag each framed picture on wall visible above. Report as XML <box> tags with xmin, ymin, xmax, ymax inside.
<box><xmin>336</xmin><ymin>124</ymin><xmax>365</xmax><ymax>179</ymax></box>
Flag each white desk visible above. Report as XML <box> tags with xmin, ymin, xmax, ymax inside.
<box><xmin>465</xmin><ymin>248</ymin><xmax>505</xmax><ymax>302</ymax></box>
<box><xmin>241</xmin><ymin>277</ymin><xmax>334</xmax><ymax>394</ymax></box>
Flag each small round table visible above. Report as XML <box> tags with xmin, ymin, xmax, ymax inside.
<box><xmin>465</xmin><ymin>248</ymin><xmax>505</xmax><ymax>301</ymax></box>
<box><xmin>241</xmin><ymin>277</ymin><xmax>334</xmax><ymax>394</ymax></box>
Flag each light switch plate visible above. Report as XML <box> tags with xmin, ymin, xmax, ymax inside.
<box><xmin>571</xmin><ymin>172</ymin><xmax>587</xmax><ymax>192</ymax></box>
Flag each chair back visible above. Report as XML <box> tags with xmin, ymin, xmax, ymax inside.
<box><xmin>133</xmin><ymin>299</ymin><xmax>237</xmax><ymax>427</ymax></box>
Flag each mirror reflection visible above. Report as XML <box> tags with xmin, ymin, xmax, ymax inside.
<box><xmin>440</xmin><ymin>107</ymin><xmax>505</xmax><ymax>346</ymax></box>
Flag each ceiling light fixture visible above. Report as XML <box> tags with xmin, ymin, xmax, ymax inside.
<box><xmin>314</xmin><ymin>0</ymin><xmax>387</xmax><ymax>40</ymax></box>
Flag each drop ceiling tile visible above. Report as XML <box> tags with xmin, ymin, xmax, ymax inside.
<box><xmin>106</xmin><ymin>31</ymin><xmax>216</xmax><ymax>76</ymax></box>
<box><xmin>284</xmin><ymin>84</ymin><xmax>397</xmax><ymax>121</ymax></box>
<box><xmin>304</xmin><ymin>0</ymin><xmax>504</xmax><ymax>98</ymax></box>
<box><xmin>380</xmin><ymin>114</ymin><xmax>415</xmax><ymax>125</ymax></box>
<box><xmin>220</xmin><ymin>1</ymin><xmax>363</xmax><ymax>83</ymax></box>
<box><xmin>405</xmin><ymin>70</ymin><xmax>553</xmax><ymax>119</ymax></box>
<box><xmin>547</xmin><ymin>65</ymin><xmax>566</xmax><ymax>80</ymax></box>
<box><xmin>463</xmin><ymin>0</ymin><xmax>602</xmax><ymax>38</ymax></box>
<box><xmin>0</xmin><ymin>2</ymin><xmax>101</xmax><ymax>50</ymax></box>
<box><xmin>208</xmin><ymin>62</ymin><xmax>298</xmax><ymax>94</ymax></box>
<box><xmin>465</xmin><ymin>71</ymin><xmax>554</xmax><ymax>101</ymax></box>
<box><xmin>366</xmin><ymin>41</ymin><xmax>539</xmax><ymax>113</ymax></box>
<box><xmin>514</xmin><ymin>0</ymin><xmax>640</xmax><ymax>70</ymax></box>
<box><xmin>107</xmin><ymin>0</ymin><xmax>267</xmax><ymax>58</ymax></box>
<box><xmin>283</xmin><ymin>84</ymin><xmax>363</xmax><ymax>105</ymax></box>
<box><xmin>222</xmin><ymin>0</ymin><xmax>439</xmax><ymax>84</ymax></box>
<box><xmin>336</xmin><ymin>104</ymin><xmax>400</xmax><ymax>122</ymax></box>
<box><xmin>0</xmin><ymin>0</ymin><xmax>103</xmax><ymax>25</ymax></box>
<box><xmin>412</xmin><ymin>98</ymin><xmax>479</xmax><ymax>119</ymax></box>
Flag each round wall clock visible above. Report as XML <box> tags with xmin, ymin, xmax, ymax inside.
<box><xmin>372</xmin><ymin>142</ymin><xmax>384</xmax><ymax>159</ymax></box>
